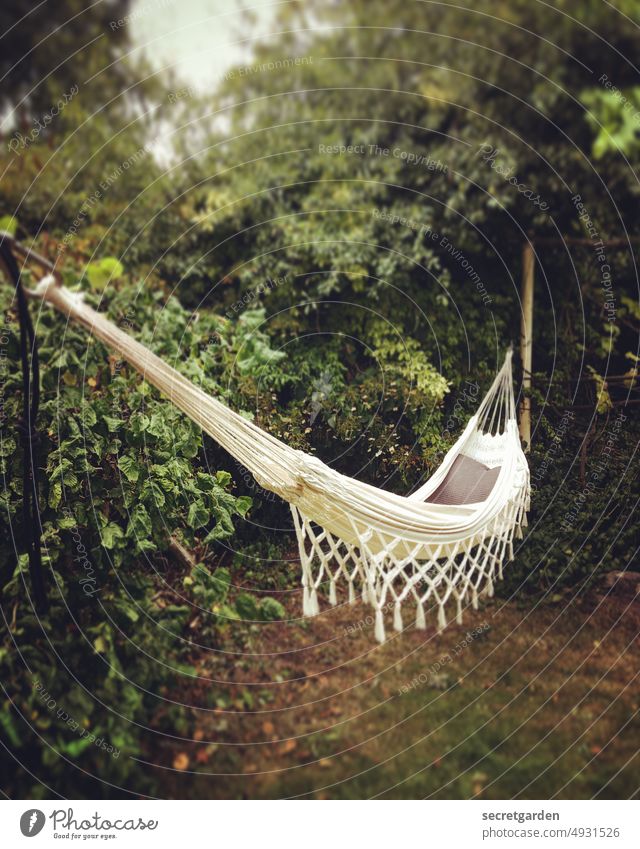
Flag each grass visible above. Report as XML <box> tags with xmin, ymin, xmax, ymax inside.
<box><xmin>152</xmin><ymin>574</ymin><xmax>640</xmax><ymax>799</ymax></box>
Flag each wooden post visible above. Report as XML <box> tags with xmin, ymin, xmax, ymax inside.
<box><xmin>520</xmin><ymin>242</ymin><xmax>534</xmax><ymax>451</ymax></box>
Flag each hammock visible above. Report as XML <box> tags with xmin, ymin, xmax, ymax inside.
<box><xmin>31</xmin><ymin>274</ymin><xmax>530</xmax><ymax>643</ymax></box>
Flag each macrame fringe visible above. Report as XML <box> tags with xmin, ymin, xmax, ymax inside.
<box><xmin>393</xmin><ymin>601</ymin><xmax>403</xmax><ymax>632</ymax></box>
<box><xmin>309</xmin><ymin>587</ymin><xmax>319</xmax><ymax>616</ymax></box>
<box><xmin>367</xmin><ymin>582</ymin><xmax>377</xmax><ymax>607</ymax></box>
<box><xmin>302</xmin><ymin>585</ymin><xmax>311</xmax><ymax>616</ymax></box>
<box><xmin>329</xmin><ymin>579</ymin><xmax>337</xmax><ymax>606</ymax></box>
<box><xmin>348</xmin><ymin>581</ymin><xmax>356</xmax><ymax>604</ymax></box>
<box><xmin>486</xmin><ymin>575</ymin><xmax>494</xmax><ymax>598</ymax></box>
<box><xmin>415</xmin><ymin>602</ymin><xmax>426</xmax><ymax>630</ymax></box>
<box><xmin>437</xmin><ymin>604</ymin><xmax>447</xmax><ymax>634</ymax></box>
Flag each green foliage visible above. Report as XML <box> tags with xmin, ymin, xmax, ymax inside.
<box><xmin>84</xmin><ymin>258</ymin><xmax>124</xmax><ymax>291</ymax></box>
<box><xmin>0</xmin><ymin>274</ymin><xmax>256</xmax><ymax>796</ymax></box>
<box><xmin>581</xmin><ymin>87</ymin><xmax>640</xmax><ymax>159</ymax></box>
<box><xmin>1</xmin><ymin>0</ymin><xmax>639</xmax><ymax>799</ymax></box>
<box><xmin>0</xmin><ymin>215</ymin><xmax>18</xmax><ymax>235</ymax></box>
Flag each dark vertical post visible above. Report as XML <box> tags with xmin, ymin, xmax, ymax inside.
<box><xmin>520</xmin><ymin>242</ymin><xmax>534</xmax><ymax>451</ymax></box>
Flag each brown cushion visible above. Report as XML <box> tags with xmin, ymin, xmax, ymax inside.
<box><xmin>425</xmin><ymin>454</ymin><xmax>501</xmax><ymax>505</ymax></box>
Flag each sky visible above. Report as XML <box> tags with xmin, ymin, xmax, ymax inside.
<box><xmin>129</xmin><ymin>0</ymin><xmax>281</xmax><ymax>91</ymax></box>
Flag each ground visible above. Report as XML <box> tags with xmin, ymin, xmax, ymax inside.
<box><xmin>150</xmin><ymin>570</ymin><xmax>640</xmax><ymax>799</ymax></box>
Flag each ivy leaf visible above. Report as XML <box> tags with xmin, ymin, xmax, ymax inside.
<box><xmin>128</xmin><ymin>504</ymin><xmax>152</xmax><ymax>539</ymax></box>
<box><xmin>103</xmin><ymin>415</ymin><xmax>124</xmax><ymax>432</ymax></box>
<box><xmin>146</xmin><ymin>413</ymin><xmax>168</xmax><ymax>439</ymax></box>
<box><xmin>49</xmin><ymin>481</ymin><xmax>62</xmax><ymax>509</ymax></box>
<box><xmin>102</xmin><ymin>523</ymin><xmax>125</xmax><ymax>549</ymax></box>
<box><xmin>215</xmin><ymin>470</ymin><xmax>232</xmax><ymax>488</ymax></box>
<box><xmin>235</xmin><ymin>496</ymin><xmax>252</xmax><ymax>517</ymax></box>
<box><xmin>187</xmin><ymin>501</ymin><xmax>209</xmax><ymax>529</ymax></box>
<box><xmin>118</xmin><ymin>455</ymin><xmax>140</xmax><ymax>483</ymax></box>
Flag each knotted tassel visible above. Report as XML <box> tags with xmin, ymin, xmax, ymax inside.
<box><xmin>456</xmin><ymin>598</ymin><xmax>463</xmax><ymax>625</ymax></box>
<box><xmin>472</xmin><ymin>585</ymin><xmax>479</xmax><ymax>610</ymax></box>
<box><xmin>375</xmin><ymin>608</ymin><xmax>386</xmax><ymax>644</ymax></box>
<box><xmin>437</xmin><ymin>604</ymin><xmax>447</xmax><ymax>634</ymax></box>
<box><xmin>329</xmin><ymin>579</ymin><xmax>337</xmax><ymax>606</ymax></box>
<box><xmin>508</xmin><ymin>541</ymin><xmax>514</xmax><ymax>563</ymax></box>
<box><xmin>302</xmin><ymin>585</ymin><xmax>311</xmax><ymax>617</ymax></box>
<box><xmin>415</xmin><ymin>602</ymin><xmax>426</xmax><ymax>630</ymax></box>
<box><xmin>522</xmin><ymin>511</ymin><xmax>529</xmax><ymax>527</ymax></box>
<box><xmin>362</xmin><ymin>583</ymin><xmax>369</xmax><ymax>603</ymax></box>
<box><xmin>516</xmin><ymin>524</ymin><xmax>523</xmax><ymax>540</ymax></box>
<box><xmin>367</xmin><ymin>582</ymin><xmax>377</xmax><ymax>607</ymax></box>
<box><xmin>486</xmin><ymin>575</ymin><xmax>494</xmax><ymax>598</ymax></box>
<box><xmin>348</xmin><ymin>581</ymin><xmax>356</xmax><ymax>604</ymax></box>
<box><xmin>393</xmin><ymin>601</ymin><xmax>403</xmax><ymax>632</ymax></box>
<box><xmin>309</xmin><ymin>587</ymin><xmax>319</xmax><ymax>616</ymax></box>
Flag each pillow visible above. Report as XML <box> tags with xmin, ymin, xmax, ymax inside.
<box><xmin>425</xmin><ymin>454</ymin><xmax>501</xmax><ymax>505</ymax></box>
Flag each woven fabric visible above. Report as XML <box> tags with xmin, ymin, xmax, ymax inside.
<box><xmin>425</xmin><ymin>454</ymin><xmax>501</xmax><ymax>505</ymax></box>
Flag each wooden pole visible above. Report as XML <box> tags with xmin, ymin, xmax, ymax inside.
<box><xmin>520</xmin><ymin>242</ymin><xmax>534</xmax><ymax>451</ymax></box>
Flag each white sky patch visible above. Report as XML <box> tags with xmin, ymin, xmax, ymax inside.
<box><xmin>129</xmin><ymin>0</ymin><xmax>280</xmax><ymax>91</ymax></box>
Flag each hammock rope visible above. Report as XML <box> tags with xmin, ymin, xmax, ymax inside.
<box><xmin>30</xmin><ymin>273</ymin><xmax>530</xmax><ymax>642</ymax></box>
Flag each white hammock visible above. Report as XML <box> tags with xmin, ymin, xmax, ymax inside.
<box><xmin>33</xmin><ymin>276</ymin><xmax>530</xmax><ymax>642</ymax></box>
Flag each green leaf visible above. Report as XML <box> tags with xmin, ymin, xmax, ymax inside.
<box><xmin>146</xmin><ymin>412</ymin><xmax>167</xmax><ymax>439</ymax></box>
<box><xmin>103</xmin><ymin>415</ymin><xmax>124</xmax><ymax>432</ymax></box>
<box><xmin>102</xmin><ymin>523</ymin><xmax>124</xmax><ymax>549</ymax></box>
<box><xmin>93</xmin><ymin>635</ymin><xmax>107</xmax><ymax>653</ymax></box>
<box><xmin>235</xmin><ymin>496</ymin><xmax>252</xmax><ymax>517</ymax></box>
<box><xmin>0</xmin><ymin>711</ymin><xmax>21</xmax><ymax>747</ymax></box>
<box><xmin>118</xmin><ymin>454</ymin><xmax>140</xmax><ymax>483</ymax></box>
<box><xmin>259</xmin><ymin>597</ymin><xmax>286</xmax><ymax>621</ymax></box>
<box><xmin>61</xmin><ymin>737</ymin><xmax>93</xmax><ymax>758</ymax></box>
<box><xmin>187</xmin><ymin>501</ymin><xmax>209</xmax><ymax>529</ymax></box>
<box><xmin>49</xmin><ymin>481</ymin><xmax>62</xmax><ymax>509</ymax></box>
<box><xmin>85</xmin><ymin>257</ymin><xmax>124</xmax><ymax>290</ymax></box>
<box><xmin>215</xmin><ymin>470</ymin><xmax>232</xmax><ymax>488</ymax></box>
<box><xmin>0</xmin><ymin>215</ymin><xmax>18</xmax><ymax>236</ymax></box>
<box><xmin>235</xmin><ymin>593</ymin><xmax>259</xmax><ymax>620</ymax></box>
<box><xmin>128</xmin><ymin>504</ymin><xmax>152</xmax><ymax>539</ymax></box>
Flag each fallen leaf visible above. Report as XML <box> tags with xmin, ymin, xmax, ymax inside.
<box><xmin>262</xmin><ymin>721</ymin><xmax>275</xmax><ymax>736</ymax></box>
<box><xmin>278</xmin><ymin>739</ymin><xmax>297</xmax><ymax>755</ymax></box>
<box><xmin>173</xmin><ymin>752</ymin><xmax>189</xmax><ymax>771</ymax></box>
